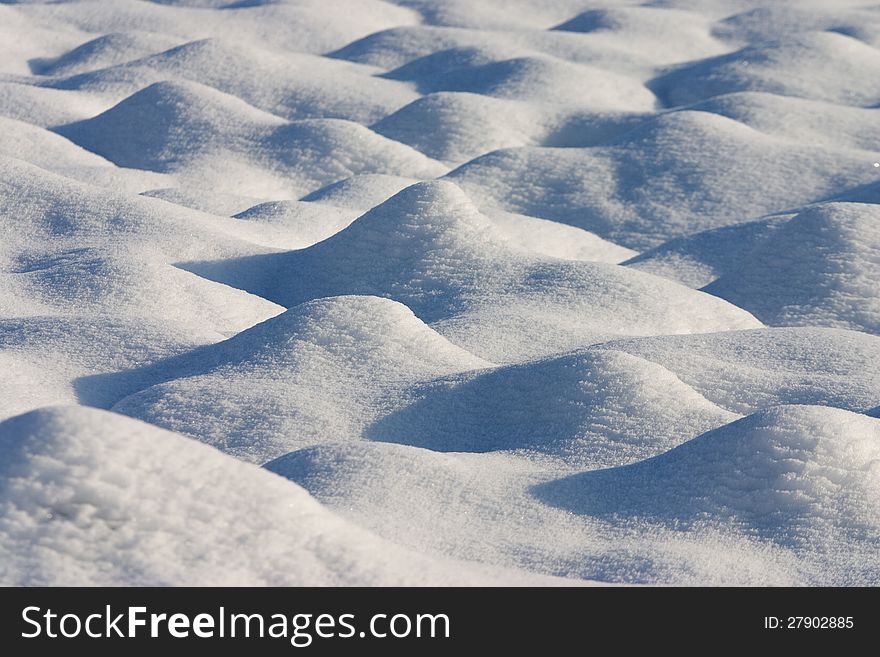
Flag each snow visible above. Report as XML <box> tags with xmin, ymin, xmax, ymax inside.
<box><xmin>57</xmin><ymin>79</ymin><xmax>447</xmax><ymax>197</ymax></box>
<box><xmin>704</xmin><ymin>203</ymin><xmax>880</xmax><ymax>334</ymax></box>
<box><xmin>1</xmin><ymin>0</ymin><xmax>879</xmax><ymax>586</ymax></box>
<box><xmin>368</xmin><ymin>348</ymin><xmax>738</xmax><ymax>468</ymax></box>
<box><xmin>592</xmin><ymin>328</ymin><xmax>880</xmax><ymax>414</ymax></box>
<box><xmin>0</xmin><ymin>406</ymin><xmax>558</xmax><ymax>585</ymax></box>
<box><xmin>448</xmin><ymin>110</ymin><xmax>877</xmax><ymax>249</ymax></box>
<box><xmin>630</xmin><ymin>203</ymin><xmax>880</xmax><ymax>333</ymax></box>
<box><xmin>112</xmin><ymin>295</ymin><xmax>493</xmax><ymax>464</ymax></box>
<box><xmin>649</xmin><ymin>32</ymin><xmax>880</xmax><ymax>107</ymax></box>
<box><xmin>536</xmin><ymin>405</ymin><xmax>880</xmax><ymax>581</ymax></box>
<box><xmin>181</xmin><ymin>180</ymin><xmax>760</xmax><ymax>362</ymax></box>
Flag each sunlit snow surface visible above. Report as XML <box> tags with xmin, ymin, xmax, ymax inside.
<box><xmin>1</xmin><ymin>0</ymin><xmax>879</xmax><ymax>586</ymax></box>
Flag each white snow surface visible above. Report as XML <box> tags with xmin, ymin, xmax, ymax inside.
<box><xmin>1</xmin><ymin>0</ymin><xmax>878</xmax><ymax>586</ymax></box>
<box><xmin>0</xmin><ymin>406</ymin><xmax>565</xmax><ymax>585</ymax></box>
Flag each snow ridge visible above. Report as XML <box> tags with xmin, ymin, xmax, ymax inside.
<box><xmin>1</xmin><ymin>0</ymin><xmax>878</xmax><ymax>586</ymax></box>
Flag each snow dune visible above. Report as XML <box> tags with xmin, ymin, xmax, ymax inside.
<box><xmin>112</xmin><ymin>295</ymin><xmax>492</xmax><ymax>463</ymax></box>
<box><xmin>537</xmin><ymin>406</ymin><xmax>880</xmax><ymax>559</ymax></box>
<box><xmin>368</xmin><ymin>348</ymin><xmax>737</xmax><ymax>468</ymax></box>
<box><xmin>267</xmin><ymin>439</ymin><xmax>809</xmax><ymax>585</ymax></box>
<box><xmin>630</xmin><ymin>203</ymin><xmax>880</xmax><ymax>334</ymax></box>
<box><xmin>600</xmin><ymin>327</ymin><xmax>880</xmax><ymax>416</ymax></box>
<box><xmin>183</xmin><ymin>180</ymin><xmax>760</xmax><ymax>362</ymax></box>
<box><xmin>57</xmin><ymin>79</ymin><xmax>446</xmax><ymax>197</ymax></box>
<box><xmin>0</xmin><ymin>406</ymin><xmax>556</xmax><ymax>585</ymax></box>
<box><xmin>448</xmin><ymin>110</ymin><xmax>877</xmax><ymax>249</ymax></box>
<box><xmin>1</xmin><ymin>0</ymin><xmax>878</xmax><ymax>585</ymax></box>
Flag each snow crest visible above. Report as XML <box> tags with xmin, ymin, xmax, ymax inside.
<box><xmin>1</xmin><ymin>0</ymin><xmax>878</xmax><ymax>585</ymax></box>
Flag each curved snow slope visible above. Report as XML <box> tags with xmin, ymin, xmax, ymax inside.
<box><xmin>447</xmin><ymin>111</ymin><xmax>877</xmax><ymax>249</ymax></box>
<box><xmin>0</xmin><ymin>155</ymin><xmax>269</xmax><ymax>263</ymax></box>
<box><xmin>3</xmin><ymin>0</ymin><xmax>879</xmax><ymax>586</ymax></box>
<box><xmin>553</xmin><ymin>6</ymin><xmax>727</xmax><ymax>65</ymax></box>
<box><xmin>33</xmin><ymin>31</ymin><xmax>186</xmax><ymax>77</ymax></box>
<box><xmin>0</xmin><ymin>6</ymin><xmax>83</xmax><ymax>76</ymax></box>
<box><xmin>372</xmin><ymin>92</ymin><xmax>546</xmax><ymax>163</ymax></box>
<box><xmin>387</xmin><ymin>53</ymin><xmax>657</xmax><ymax>112</ymax></box>
<box><xmin>0</xmin><ymin>115</ymin><xmax>112</xmax><ymax>172</ymax></box>
<box><xmin>0</xmin><ymin>317</ymin><xmax>212</xmax><ymax>420</ymax></box>
<box><xmin>233</xmin><ymin>201</ymin><xmax>360</xmax><ymax>250</ymax></box>
<box><xmin>112</xmin><ymin>295</ymin><xmax>491</xmax><ymax>464</ymax></box>
<box><xmin>0</xmin><ymin>114</ymin><xmax>178</xmax><ymax>195</ymax></box>
<box><xmin>537</xmin><ymin>406</ymin><xmax>880</xmax><ymax>561</ymax></box>
<box><xmin>624</xmin><ymin>214</ymin><xmax>791</xmax><ymax>289</ymax></box>
<box><xmin>631</xmin><ymin>203</ymin><xmax>880</xmax><ymax>334</ymax></box>
<box><xmin>267</xmin><ymin>440</ymin><xmax>807</xmax><ymax>585</ymax></box>
<box><xmin>302</xmin><ymin>174</ymin><xmax>633</xmax><ymax>262</ymax></box>
<box><xmin>685</xmin><ymin>92</ymin><xmax>880</xmax><ymax>152</ymax></box>
<box><xmin>650</xmin><ymin>32</ymin><xmax>880</xmax><ymax>108</ymax></box>
<box><xmin>17</xmin><ymin>0</ymin><xmax>422</xmax><ymax>58</ymax></box>
<box><xmin>184</xmin><ymin>181</ymin><xmax>760</xmax><ymax>362</ymax></box>
<box><xmin>0</xmin><ymin>155</ymin><xmax>284</xmax><ymax>338</ymax></box>
<box><xmin>369</xmin><ymin>349</ymin><xmax>736</xmax><ymax>469</ymax></box>
<box><xmin>713</xmin><ymin>4</ymin><xmax>880</xmax><ymax>48</ymax></box>
<box><xmin>7</xmin><ymin>247</ymin><xmax>279</xmax><ymax>336</ymax></box>
<box><xmin>387</xmin><ymin>0</ymin><xmax>608</xmax><ymax>31</ymax></box>
<box><xmin>141</xmin><ymin>187</ymin><xmax>263</xmax><ymax>216</ymax></box>
<box><xmin>0</xmin><ymin>81</ymin><xmax>109</xmax><ymax>128</ymax></box>
<box><xmin>593</xmin><ymin>328</ymin><xmax>880</xmax><ymax>415</ymax></box>
<box><xmin>0</xmin><ymin>406</ymin><xmax>551</xmax><ymax>586</ymax></box>
<box><xmin>703</xmin><ymin>204</ymin><xmax>880</xmax><ymax>334</ymax></box>
<box><xmin>57</xmin><ymin>80</ymin><xmax>446</xmax><ymax>197</ymax></box>
<box><xmin>49</xmin><ymin>37</ymin><xmax>421</xmax><ymax>124</ymax></box>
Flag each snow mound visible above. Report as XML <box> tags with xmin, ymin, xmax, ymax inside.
<box><xmin>624</xmin><ymin>213</ymin><xmax>790</xmax><ymax>288</ymax></box>
<box><xmin>649</xmin><ymin>32</ymin><xmax>880</xmax><ymax>108</ymax></box>
<box><xmin>537</xmin><ymin>406</ymin><xmax>880</xmax><ymax>560</ymax></box>
<box><xmin>140</xmin><ymin>187</ymin><xmax>262</xmax><ymax>216</ymax></box>
<box><xmin>713</xmin><ymin>5</ymin><xmax>880</xmax><ymax>49</ymax></box>
<box><xmin>54</xmin><ymin>37</ymin><xmax>419</xmax><ymax>124</ymax></box>
<box><xmin>233</xmin><ymin>201</ymin><xmax>359</xmax><ymax>250</ymax></box>
<box><xmin>553</xmin><ymin>6</ymin><xmax>726</xmax><ymax>65</ymax></box>
<box><xmin>0</xmin><ymin>116</ymin><xmax>111</xmax><ymax>173</ymax></box>
<box><xmin>57</xmin><ymin>79</ymin><xmax>445</xmax><ymax>197</ymax></box>
<box><xmin>687</xmin><ymin>92</ymin><xmax>880</xmax><ymax>152</ymax></box>
<box><xmin>372</xmin><ymin>92</ymin><xmax>543</xmax><ymax>163</ymax></box>
<box><xmin>33</xmin><ymin>31</ymin><xmax>184</xmax><ymax>77</ymax></box>
<box><xmin>0</xmin><ymin>6</ymin><xmax>82</xmax><ymax>76</ymax></box>
<box><xmin>448</xmin><ymin>111</ymin><xmax>877</xmax><ymax>249</ymax></box>
<box><xmin>369</xmin><ymin>349</ymin><xmax>736</xmax><ymax>468</ymax></box>
<box><xmin>0</xmin><ymin>82</ymin><xmax>108</xmax><ymax>128</ymax></box>
<box><xmin>57</xmin><ymin>80</ymin><xmax>287</xmax><ymax>171</ymax></box>
<box><xmin>4</xmin><ymin>0</ymin><xmax>879</xmax><ymax>587</ymax></box>
<box><xmin>391</xmin><ymin>0</ymin><xmax>591</xmax><ymax>31</ymax></box>
<box><xmin>303</xmin><ymin>174</ymin><xmax>633</xmax><ymax>262</ymax></box>
<box><xmin>267</xmin><ymin>440</ymin><xmax>806</xmax><ymax>585</ymax></box>
<box><xmin>387</xmin><ymin>53</ymin><xmax>657</xmax><ymax>112</ymax></box>
<box><xmin>703</xmin><ymin>203</ymin><xmax>880</xmax><ymax>334</ymax></box>
<box><xmin>0</xmin><ymin>317</ymin><xmax>213</xmax><ymax>420</ymax></box>
<box><xmin>627</xmin><ymin>202</ymin><xmax>880</xmax><ymax>335</ymax></box>
<box><xmin>331</xmin><ymin>23</ymin><xmax>667</xmax><ymax>73</ymax></box>
<box><xmin>113</xmin><ymin>295</ymin><xmax>491</xmax><ymax>463</ymax></box>
<box><xmin>184</xmin><ymin>180</ymin><xmax>760</xmax><ymax>361</ymax></box>
<box><xmin>18</xmin><ymin>0</ymin><xmax>422</xmax><ymax>57</ymax></box>
<box><xmin>0</xmin><ymin>155</ymin><xmax>264</xmax><ymax>262</ymax></box>
<box><xmin>301</xmin><ymin>173</ymin><xmax>421</xmax><ymax>211</ymax></box>
<box><xmin>595</xmin><ymin>328</ymin><xmax>880</xmax><ymax>415</ymax></box>
<box><xmin>0</xmin><ymin>406</ymin><xmax>546</xmax><ymax>585</ymax></box>
<box><xmin>480</xmin><ymin>208</ymin><xmax>636</xmax><ymax>263</ymax></box>
<box><xmin>8</xmin><ymin>247</ymin><xmax>280</xmax><ymax>337</ymax></box>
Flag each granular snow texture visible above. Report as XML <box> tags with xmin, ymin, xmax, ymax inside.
<box><xmin>1</xmin><ymin>0</ymin><xmax>878</xmax><ymax>586</ymax></box>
